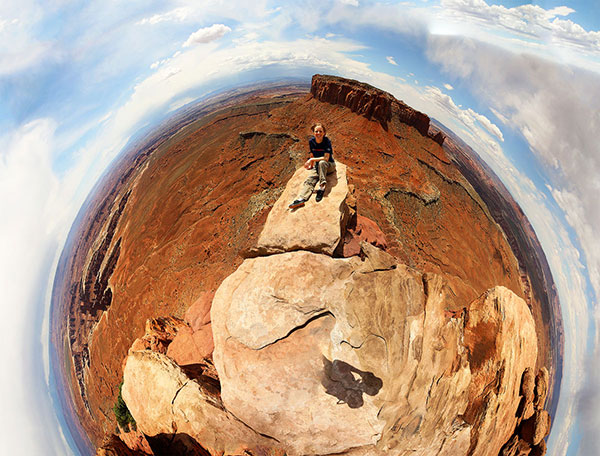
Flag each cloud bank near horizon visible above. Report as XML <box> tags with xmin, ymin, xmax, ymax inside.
<box><xmin>1</xmin><ymin>1</ymin><xmax>598</xmax><ymax>454</ymax></box>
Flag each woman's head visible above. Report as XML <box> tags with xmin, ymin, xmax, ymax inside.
<box><xmin>311</xmin><ymin>123</ymin><xmax>326</xmax><ymax>141</ymax></box>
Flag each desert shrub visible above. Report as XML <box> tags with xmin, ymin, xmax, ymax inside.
<box><xmin>113</xmin><ymin>381</ymin><xmax>136</xmax><ymax>432</ymax></box>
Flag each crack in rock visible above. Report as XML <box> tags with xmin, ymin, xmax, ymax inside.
<box><xmin>254</xmin><ymin>310</ymin><xmax>335</xmax><ymax>350</ymax></box>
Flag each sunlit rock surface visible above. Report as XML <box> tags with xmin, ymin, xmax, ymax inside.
<box><xmin>252</xmin><ymin>162</ymin><xmax>349</xmax><ymax>256</ymax></box>
<box><xmin>122</xmin><ymin>350</ymin><xmax>279</xmax><ymax>455</ymax></box>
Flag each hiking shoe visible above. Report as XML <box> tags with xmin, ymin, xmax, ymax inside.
<box><xmin>289</xmin><ymin>199</ymin><xmax>305</xmax><ymax>209</ymax></box>
<box><xmin>315</xmin><ymin>189</ymin><xmax>325</xmax><ymax>202</ymax></box>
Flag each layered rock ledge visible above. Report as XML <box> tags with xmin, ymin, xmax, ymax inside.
<box><xmin>211</xmin><ymin>249</ymin><xmax>538</xmax><ymax>455</ymax></box>
<box><xmin>311</xmin><ymin>74</ymin><xmax>443</xmax><ymax>144</ymax></box>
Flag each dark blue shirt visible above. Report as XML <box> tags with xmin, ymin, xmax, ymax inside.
<box><xmin>309</xmin><ymin>136</ymin><xmax>334</xmax><ymax>163</ymax></box>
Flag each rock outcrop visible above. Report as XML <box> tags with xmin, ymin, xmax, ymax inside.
<box><xmin>311</xmin><ymin>75</ymin><xmax>394</xmax><ymax>126</ymax></box>
<box><xmin>96</xmin><ymin>434</ymin><xmax>151</xmax><ymax>456</ymax></box>
<box><xmin>311</xmin><ymin>74</ymin><xmax>442</xmax><ymax>143</ymax></box>
<box><xmin>166</xmin><ymin>292</ymin><xmax>215</xmax><ymax>366</ymax></box>
<box><xmin>251</xmin><ymin>162</ymin><xmax>349</xmax><ymax>256</ymax></box>
<box><xmin>341</xmin><ymin>213</ymin><xmax>388</xmax><ymax>257</ymax></box>
<box><xmin>122</xmin><ymin>350</ymin><xmax>279</xmax><ymax>455</ymax></box>
<box><xmin>128</xmin><ymin>317</ymin><xmax>187</xmax><ymax>355</ymax></box>
<box><xmin>499</xmin><ymin>367</ymin><xmax>551</xmax><ymax>455</ymax></box>
<box><xmin>462</xmin><ymin>288</ymin><xmax>538</xmax><ymax>455</ymax></box>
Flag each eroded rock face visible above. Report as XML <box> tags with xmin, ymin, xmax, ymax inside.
<box><xmin>341</xmin><ymin>214</ymin><xmax>388</xmax><ymax>257</ymax></box>
<box><xmin>520</xmin><ymin>410</ymin><xmax>550</xmax><ymax>447</ymax></box>
<box><xmin>212</xmin><ymin>246</ymin><xmax>470</xmax><ymax>455</ymax></box>
<box><xmin>500</xmin><ymin>366</ymin><xmax>550</xmax><ymax>456</ymax></box>
<box><xmin>534</xmin><ymin>367</ymin><xmax>549</xmax><ymax>409</ymax></box>
<box><xmin>463</xmin><ymin>288</ymin><xmax>538</xmax><ymax>455</ymax></box>
<box><xmin>311</xmin><ymin>74</ymin><xmax>394</xmax><ymax>126</ymax></box>
<box><xmin>167</xmin><ymin>292</ymin><xmax>215</xmax><ymax>366</ymax></box>
<box><xmin>212</xmin><ymin>251</ymin><xmax>537</xmax><ymax>455</ymax></box>
<box><xmin>122</xmin><ymin>350</ymin><xmax>280</xmax><ymax>455</ymax></box>
<box><xmin>128</xmin><ymin>317</ymin><xmax>187</xmax><ymax>355</ymax></box>
<box><xmin>213</xmin><ymin>250</ymin><xmax>384</xmax><ymax>455</ymax></box>
<box><xmin>96</xmin><ymin>434</ymin><xmax>151</xmax><ymax>456</ymax></box>
<box><xmin>311</xmin><ymin>74</ymin><xmax>445</xmax><ymax>145</ymax></box>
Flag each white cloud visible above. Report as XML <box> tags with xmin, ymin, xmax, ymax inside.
<box><xmin>339</xmin><ymin>0</ymin><xmax>359</xmax><ymax>6</ymax></box>
<box><xmin>423</xmin><ymin>85</ymin><xmax>504</xmax><ymax>147</ymax></box>
<box><xmin>443</xmin><ymin>83</ymin><xmax>453</xmax><ymax>90</ymax></box>
<box><xmin>0</xmin><ymin>119</ymin><xmax>74</xmax><ymax>455</ymax></box>
<box><xmin>386</xmin><ymin>55</ymin><xmax>398</xmax><ymax>65</ymax></box>
<box><xmin>489</xmin><ymin>106</ymin><xmax>508</xmax><ymax>125</ymax></box>
<box><xmin>136</xmin><ymin>7</ymin><xmax>192</xmax><ymax>25</ymax></box>
<box><xmin>0</xmin><ymin>17</ymin><xmax>18</xmax><ymax>31</ymax></box>
<box><xmin>467</xmin><ymin>108</ymin><xmax>503</xmax><ymax>141</ymax></box>
<box><xmin>183</xmin><ymin>24</ymin><xmax>232</xmax><ymax>47</ymax></box>
<box><xmin>437</xmin><ymin>0</ymin><xmax>600</xmax><ymax>65</ymax></box>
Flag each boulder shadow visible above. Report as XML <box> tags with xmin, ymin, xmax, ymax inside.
<box><xmin>321</xmin><ymin>356</ymin><xmax>383</xmax><ymax>408</ymax></box>
<box><xmin>146</xmin><ymin>432</ymin><xmax>211</xmax><ymax>456</ymax></box>
<box><xmin>179</xmin><ymin>363</ymin><xmax>221</xmax><ymax>396</ymax></box>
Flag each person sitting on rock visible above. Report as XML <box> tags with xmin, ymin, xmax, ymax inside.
<box><xmin>289</xmin><ymin>123</ymin><xmax>336</xmax><ymax>209</ymax></box>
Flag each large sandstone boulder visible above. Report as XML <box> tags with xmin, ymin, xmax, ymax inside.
<box><xmin>464</xmin><ymin>288</ymin><xmax>538</xmax><ymax>455</ymax></box>
<box><xmin>212</xmin><ymin>249</ymin><xmax>385</xmax><ymax>455</ymax></box>
<box><xmin>121</xmin><ymin>350</ymin><xmax>280</xmax><ymax>455</ymax></box>
<box><xmin>209</xmin><ymin>163</ymin><xmax>538</xmax><ymax>455</ymax></box>
<box><xmin>211</xmin><ymin>243</ymin><xmax>537</xmax><ymax>455</ymax></box>
<box><xmin>212</xmin><ymin>245</ymin><xmax>473</xmax><ymax>455</ymax></box>
<box><xmin>253</xmin><ymin>162</ymin><xmax>349</xmax><ymax>256</ymax></box>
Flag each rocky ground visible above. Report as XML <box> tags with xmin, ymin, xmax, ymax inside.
<box><xmin>54</xmin><ymin>74</ymin><xmax>553</xmax><ymax>455</ymax></box>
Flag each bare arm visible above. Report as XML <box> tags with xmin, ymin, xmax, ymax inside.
<box><xmin>303</xmin><ymin>153</ymin><xmax>315</xmax><ymax>169</ymax></box>
<box><xmin>305</xmin><ymin>152</ymin><xmax>331</xmax><ymax>168</ymax></box>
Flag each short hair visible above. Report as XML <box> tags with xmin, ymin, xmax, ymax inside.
<box><xmin>311</xmin><ymin>123</ymin><xmax>327</xmax><ymax>135</ymax></box>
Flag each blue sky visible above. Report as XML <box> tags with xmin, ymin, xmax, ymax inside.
<box><xmin>1</xmin><ymin>1</ymin><xmax>599</xmax><ymax>454</ymax></box>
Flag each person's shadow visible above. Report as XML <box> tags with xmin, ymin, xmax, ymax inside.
<box><xmin>321</xmin><ymin>357</ymin><xmax>383</xmax><ymax>408</ymax></box>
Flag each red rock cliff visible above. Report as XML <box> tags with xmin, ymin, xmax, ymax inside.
<box><xmin>311</xmin><ymin>74</ymin><xmax>439</xmax><ymax>143</ymax></box>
